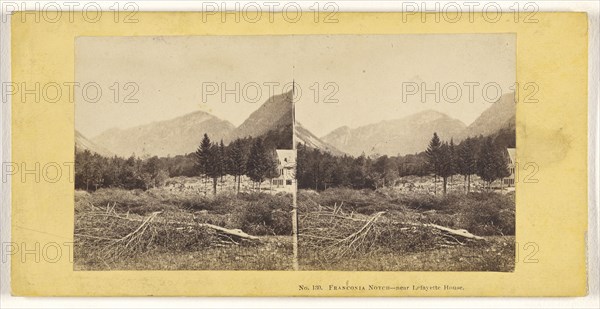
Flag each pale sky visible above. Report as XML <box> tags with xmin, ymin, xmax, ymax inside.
<box><xmin>75</xmin><ymin>34</ymin><xmax>515</xmax><ymax>138</ymax></box>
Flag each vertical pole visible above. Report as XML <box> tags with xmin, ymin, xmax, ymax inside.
<box><xmin>291</xmin><ymin>80</ymin><xmax>299</xmax><ymax>271</ymax></box>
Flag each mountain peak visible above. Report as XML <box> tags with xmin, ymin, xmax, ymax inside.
<box><xmin>229</xmin><ymin>89</ymin><xmax>293</xmax><ymax>141</ymax></box>
<box><xmin>459</xmin><ymin>92</ymin><xmax>515</xmax><ymax>139</ymax></box>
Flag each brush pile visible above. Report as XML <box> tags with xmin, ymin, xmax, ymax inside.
<box><xmin>299</xmin><ymin>201</ymin><xmax>485</xmax><ymax>259</ymax></box>
<box><xmin>74</xmin><ymin>202</ymin><xmax>259</xmax><ymax>261</ymax></box>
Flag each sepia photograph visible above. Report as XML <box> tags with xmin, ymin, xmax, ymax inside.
<box><xmin>73</xmin><ymin>34</ymin><xmax>515</xmax><ymax>272</ymax></box>
<box><xmin>294</xmin><ymin>34</ymin><xmax>516</xmax><ymax>271</ymax></box>
<box><xmin>73</xmin><ymin>36</ymin><xmax>296</xmax><ymax>270</ymax></box>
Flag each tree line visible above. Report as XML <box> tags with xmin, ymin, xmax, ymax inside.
<box><xmin>195</xmin><ymin>133</ymin><xmax>279</xmax><ymax>195</ymax></box>
<box><xmin>297</xmin><ymin>129</ymin><xmax>514</xmax><ymax>193</ymax></box>
<box><xmin>75</xmin><ymin>150</ymin><xmax>170</xmax><ymax>191</ymax></box>
<box><xmin>75</xmin><ymin>129</ymin><xmax>287</xmax><ymax>193</ymax></box>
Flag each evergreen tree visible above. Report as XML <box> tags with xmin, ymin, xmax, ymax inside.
<box><xmin>448</xmin><ymin>138</ymin><xmax>457</xmax><ymax>182</ymax></box>
<box><xmin>296</xmin><ymin>143</ymin><xmax>308</xmax><ymax>188</ymax></box>
<box><xmin>227</xmin><ymin>139</ymin><xmax>248</xmax><ymax>194</ymax></box>
<box><xmin>247</xmin><ymin>138</ymin><xmax>278</xmax><ymax>190</ymax></box>
<box><xmin>195</xmin><ymin>134</ymin><xmax>212</xmax><ymax>187</ymax></box>
<box><xmin>373</xmin><ymin>155</ymin><xmax>397</xmax><ymax>188</ymax></box>
<box><xmin>437</xmin><ymin>142</ymin><xmax>454</xmax><ymax>194</ymax></box>
<box><xmin>457</xmin><ymin>137</ymin><xmax>477</xmax><ymax>193</ymax></box>
<box><xmin>476</xmin><ymin>137</ymin><xmax>510</xmax><ymax>190</ymax></box>
<box><xmin>349</xmin><ymin>153</ymin><xmax>368</xmax><ymax>189</ymax></box>
<box><xmin>205</xmin><ymin>143</ymin><xmax>223</xmax><ymax>195</ymax></box>
<box><xmin>425</xmin><ymin>132</ymin><xmax>442</xmax><ymax>194</ymax></box>
<box><xmin>218</xmin><ymin>139</ymin><xmax>226</xmax><ymax>183</ymax></box>
<box><xmin>194</xmin><ymin>134</ymin><xmax>223</xmax><ymax>195</ymax></box>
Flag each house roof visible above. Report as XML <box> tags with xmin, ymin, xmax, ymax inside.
<box><xmin>276</xmin><ymin>149</ymin><xmax>296</xmax><ymax>168</ymax></box>
<box><xmin>506</xmin><ymin>148</ymin><xmax>516</xmax><ymax>164</ymax></box>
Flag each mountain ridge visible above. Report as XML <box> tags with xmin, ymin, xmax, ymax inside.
<box><xmin>79</xmin><ymin>90</ymin><xmax>515</xmax><ymax>158</ymax></box>
<box><xmin>321</xmin><ymin>110</ymin><xmax>467</xmax><ymax>156</ymax></box>
<box><xmin>85</xmin><ymin>90</ymin><xmax>295</xmax><ymax>157</ymax></box>
<box><xmin>75</xmin><ymin>130</ymin><xmax>114</xmax><ymax>157</ymax></box>
<box><xmin>318</xmin><ymin>93</ymin><xmax>515</xmax><ymax>157</ymax></box>
<box><xmin>295</xmin><ymin>122</ymin><xmax>345</xmax><ymax>156</ymax></box>
<box><xmin>91</xmin><ymin>110</ymin><xmax>235</xmax><ymax>157</ymax></box>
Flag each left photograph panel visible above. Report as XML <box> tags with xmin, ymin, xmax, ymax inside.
<box><xmin>73</xmin><ymin>36</ymin><xmax>295</xmax><ymax>270</ymax></box>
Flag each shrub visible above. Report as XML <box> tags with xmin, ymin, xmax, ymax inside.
<box><xmin>393</xmin><ymin>191</ymin><xmax>515</xmax><ymax>236</ymax></box>
<box><xmin>237</xmin><ymin>201</ymin><xmax>273</xmax><ymax>235</ymax></box>
<box><xmin>456</xmin><ymin>193</ymin><xmax>515</xmax><ymax>236</ymax></box>
<box><xmin>396</xmin><ymin>192</ymin><xmax>465</xmax><ymax>211</ymax></box>
<box><xmin>311</xmin><ymin>188</ymin><xmax>403</xmax><ymax>214</ymax></box>
<box><xmin>233</xmin><ymin>193</ymin><xmax>292</xmax><ymax>236</ymax></box>
<box><xmin>271</xmin><ymin>209</ymin><xmax>293</xmax><ymax>235</ymax></box>
<box><xmin>74</xmin><ymin>190</ymin><xmax>91</xmax><ymax>213</ymax></box>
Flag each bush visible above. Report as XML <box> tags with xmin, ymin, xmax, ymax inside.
<box><xmin>394</xmin><ymin>192</ymin><xmax>463</xmax><ymax>212</ymax></box>
<box><xmin>233</xmin><ymin>193</ymin><xmax>292</xmax><ymax>236</ymax></box>
<box><xmin>74</xmin><ymin>190</ymin><xmax>91</xmax><ymax>213</ymax></box>
<box><xmin>392</xmin><ymin>191</ymin><xmax>514</xmax><ymax>236</ymax></box>
<box><xmin>309</xmin><ymin>188</ymin><xmax>404</xmax><ymax>214</ymax></box>
<box><xmin>271</xmin><ymin>209</ymin><xmax>292</xmax><ymax>235</ymax></box>
<box><xmin>89</xmin><ymin>188</ymin><xmax>170</xmax><ymax>214</ymax></box>
<box><xmin>455</xmin><ymin>193</ymin><xmax>515</xmax><ymax>236</ymax></box>
<box><xmin>237</xmin><ymin>202</ymin><xmax>273</xmax><ymax>235</ymax></box>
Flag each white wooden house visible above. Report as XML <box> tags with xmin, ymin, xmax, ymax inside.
<box><xmin>271</xmin><ymin>149</ymin><xmax>296</xmax><ymax>193</ymax></box>
<box><xmin>503</xmin><ymin>148</ymin><xmax>516</xmax><ymax>187</ymax></box>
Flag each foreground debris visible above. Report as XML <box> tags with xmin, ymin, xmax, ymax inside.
<box><xmin>75</xmin><ymin>203</ymin><xmax>259</xmax><ymax>260</ymax></box>
<box><xmin>299</xmin><ymin>201</ymin><xmax>485</xmax><ymax>258</ymax></box>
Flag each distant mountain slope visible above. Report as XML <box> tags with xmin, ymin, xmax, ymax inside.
<box><xmin>229</xmin><ymin>90</ymin><xmax>293</xmax><ymax>142</ymax></box>
<box><xmin>322</xmin><ymin>110</ymin><xmax>467</xmax><ymax>156</ymax></box>
<box><xmin>459</xmin><ymin>92</ymin><xmax>516</xmax><ymax>139</ymax></box>
<box><xmin>92</xmin><ymin>111</ymin><xmax>235</xmax><ymax>157</ymax></box>
<box><xmin>75</xmin><ymin>130</ymin><xmax>114</xmax><ymax>157</ymax></box>
<box><xmin>295</xmin><ymin>122</ymin><xmax>345</xmax><ymax>156</ymax></box>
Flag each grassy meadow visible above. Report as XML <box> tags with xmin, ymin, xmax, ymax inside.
<box><xmin>75</xmin><ymin>176</ymin><xmax>515</xmax><ymax>272</ymax></box>
<box><xmin>74</xmin><ymin>181</ymin><xmax>293</xmax><ymax>270</ymax></box>
<box><xmin>298</xmin><ymin>186</ymin><xmax>515</xmax><ymax>271</ymax></box>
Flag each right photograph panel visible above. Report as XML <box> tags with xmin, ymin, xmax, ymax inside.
<box><xmin>294</xmin><ymin>34</ymin><xmax>516</xmax><ymax>271</ymax></box>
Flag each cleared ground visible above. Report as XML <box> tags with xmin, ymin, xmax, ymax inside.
<box><xmin>74</xmin><ymin>176</ymin><xmax>515</xmax><ymax>272</ymax></box>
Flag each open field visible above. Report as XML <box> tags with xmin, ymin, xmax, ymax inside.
<box><xmin>298</xmin><ymin>186</ymin><xmax>515</xmax><ymax>271</ymax></box>
<box><xmin>75</xmin><ymin>175</ymin><xmax>514</xmax><ymax>271</ymax></box>
<box><xmin>164</xmin><ymin>175</ymin><xmax>287</xmax><ymax>196</ymax></box>
<box><xmin>394</xmin><ymin>174</ymin><xmax>515</xmax><ymax>195</ymax></box>
<box><xmin>74</xmin><ymin>185</ymin><xmax>293</xmax><ymax>270</ymax></box>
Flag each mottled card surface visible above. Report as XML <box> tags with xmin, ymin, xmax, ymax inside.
<box><xmin>9</xmin><ymin>12</ymin><xmax>587</xmax><ymax>296</ymax></box>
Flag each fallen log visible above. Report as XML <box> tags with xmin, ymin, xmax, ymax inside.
<box><xmin>424</xmin><ymin>223</ymin><xmax>485</xmax><ymax>240</ymax></box>
<box><xmin>306</xmin><ymin>208</ymin><xmax>485</xmax><ymax>241</ymax></box>
<box><xmin>76</xmin><ymin>211</ymin><xmax>260</xmax><ymax>242</ymax></box>
<box><xmin>197</xmin><ymin>223</ymin><xmax>259</xmax><ymax>241</ymax></box>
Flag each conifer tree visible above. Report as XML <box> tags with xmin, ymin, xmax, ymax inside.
<box><xmin>218</xmin><ymin>139</ymin><xmax>226</xmax><ymax>183</ymax></box>
<box><xmin>227</xmin><ymin>139</ymin><xmax>248</xmax><ymax>193</ymax></box>
<box><xmin>476</xmin><ymin>137</ymin><xmax>510</xmax><ymax>190</ymax></box>
<box><xmin>195</xmin><ymin>134</ymin><xmax>212</xmax><ymax>188</ymax></box>
<box><xmin>425</xmin><ymin>132</ymin><xmax>442</xmax><ymax>194</ymax></box>
<box><xmin>247</xmin><ymin>138</ymin><xmax>278</xmax><ymax>191</ymax></box>
<box><xmin>457</xmin><ymin>137</ymin><xmax>477</xmax><ymax>193</ymax></box>
<box><xmin>438</xmin><ymin>142</ymin><xmax>457</xmax><ymax>194</ymax></box>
